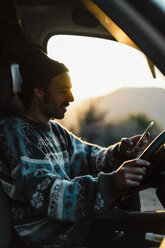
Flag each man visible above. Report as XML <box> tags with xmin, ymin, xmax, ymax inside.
<box><xmin>0</xmin><ymin>49</ymin><xmax>150</xmax><ymax>247</ymax></box>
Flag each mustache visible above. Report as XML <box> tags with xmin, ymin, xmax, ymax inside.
<box><xmin>61</xmin><ymin>102</ymin><xmax>69</xmax><ymax>107</ymax></box>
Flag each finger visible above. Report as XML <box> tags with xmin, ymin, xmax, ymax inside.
<box><xmin>121</xmin><ymin>137</ymin><xmax>133</xmax><ymax>147</ymax></box>
<box><xmin>125</xmin><ymin>149</ymin><xmax>140</xmax><ymax>155</ymax></box>
<box><xmin>144</xmin><ymin>131</ymin><xmax>150</xmax><ymax>139</ymax></box>
<box><xmin>129</xmin><ymin>144</ymin><xmax>146</xmax><ymax>154</ymax></box>
<box><xmin>124</xmin><ymin>159</ymin><xmax>150</xmax><ymax>168</ymax></box>
<box><xmin>125</xmin><ymin>173</ymin><xmax>144</xmax><ymax>182</ymax></box>
<box><xmin>125</xmin><ymin>167</ymin><xmax>146</xmax><ymax>176</ymax></box>
<box><xmin>130</xmin><ymin>135</ymin><xmax>142</xmax><ymax>144</ymax></box>
<box><xmin>136</xmin><ymin>159</ymin><xmax>150</xmax><ymax>167</ymax></box>
<box><xmin>136</xmin><ymin>139</ymin><xmax>148</xmax><ymax>148</ymax></box>
<box><xmin>125</xmin><ymin>179</ymin><xmax>140</xmax><ymax>187</ymax></box>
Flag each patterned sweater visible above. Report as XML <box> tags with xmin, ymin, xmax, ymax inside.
<box><xmin>0</xmin><ymin>116</ymin><xmax>123</xmax><ymax>247</ymax></box>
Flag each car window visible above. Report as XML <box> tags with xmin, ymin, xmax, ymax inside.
<box><xmin>93</xmin><ymin>0</ymin><xmax>165</xmax><ymax>74</ymax></box>
<box><xmin>47</xmin><ymin>34</ymin><xmax>165</xmax><ymax>211</ymax></box>
<box><xmin>47</xmin><ymin>35</ymin><xmax>165</xmax><ymax>102</ymax></box>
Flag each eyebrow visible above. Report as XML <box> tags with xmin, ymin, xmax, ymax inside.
<box><xmin>59</xmin><ymin>85</ymin><xmax>72</xmax><ymax>89</ymax></box>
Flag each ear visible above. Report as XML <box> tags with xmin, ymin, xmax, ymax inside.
<box><xmin>33</xmin><ymin>87</ymin><xmax>44</xmax><ymax>100</ymax></box>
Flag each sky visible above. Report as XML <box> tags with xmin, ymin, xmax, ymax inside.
<box><xmin>47</xmin><ymin>35</ymin><xmax>165</xmax><ymax>102</ymax></box>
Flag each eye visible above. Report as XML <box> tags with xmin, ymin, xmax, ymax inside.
<box><xmin>59</xmin><ymin>89</ymin><xmax>68</xmax><ymax>93</ymax></box>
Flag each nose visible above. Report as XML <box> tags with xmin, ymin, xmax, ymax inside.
<box><xmin>69</xmin><ymin>91</ymin><xmax>74</xmax><ymax>102</ymax></box>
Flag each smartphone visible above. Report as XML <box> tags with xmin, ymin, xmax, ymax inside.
<box><xmin>121</xmin><ymin>128</ymin><xmax>165</xmax><ymax>201</ymax></box>
<box><xmin>135</xmin><ymin>121</ymin><xmax>154</xmax><ymax>148</ymax></box>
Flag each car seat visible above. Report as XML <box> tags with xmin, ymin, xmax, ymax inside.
<box><xmin>0</xmin><ymin>59</ymin><xmax>25</xmax><ymax>248</ymax></box>
<box><xmin>0</xmin><ymin>187</ymin><xmax>12</xmax><ymax>248</ymax></box>
<box><xmin>0</xmin><ymin>60</ymin><xmax>24</xmax><ymax>118</ymax></box>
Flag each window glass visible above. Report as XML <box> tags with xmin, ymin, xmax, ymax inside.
<box><xmin>151</xmin><ymin>0</ymin><xmax>165</xmax><ymax>9</ymax></box>
<box><xmin>47</xmin><ymin>35</ymin><xmax>165</xmax><ymax>103</ymax></box>
<box><xmin>47</xmin><ymin>34</ymin><xmax>165</xmax><ymax>211</ymax></box>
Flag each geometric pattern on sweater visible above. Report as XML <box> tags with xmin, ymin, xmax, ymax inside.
<box><xmin>0</xmin><ymin>116</ymin><xmax>120</xmax><ymax>247</ymax></box>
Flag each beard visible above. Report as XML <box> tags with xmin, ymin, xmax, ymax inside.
<box><xmin>42</xmin><ymin>93</ymin><xmax>68</xmax><ymax>119</ymax></box>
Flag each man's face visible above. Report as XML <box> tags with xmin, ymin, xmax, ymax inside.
<box><xmin>40</xmin><ymin>72</ymin><xmax>74</xmax><ymax>119</ymax></box>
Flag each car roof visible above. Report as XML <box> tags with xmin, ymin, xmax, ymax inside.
<box><xmin>0</xmin><ymin>0</ymin><xmax>164</xmax><ymax>75</ymax></box>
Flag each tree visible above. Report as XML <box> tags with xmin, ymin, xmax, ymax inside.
<box><xmin>75</xmin><ymin>106</ymin><xmax>161</xmax><ymax>147</ymax></box>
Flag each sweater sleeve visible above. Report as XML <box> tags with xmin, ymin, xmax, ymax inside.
<box><xmin>61</xmin><ymin>125</ymin><xmax>123</xmax><ymax>175</ymax></box>
<box><xmin>0</xmin><ymin>119</ymin><xmax>122</xmax><ymax>223</ymax></box>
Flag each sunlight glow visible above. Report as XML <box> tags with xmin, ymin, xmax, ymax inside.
<box><xmin>47</xmin><ymin>35</ymin><xmax>165</xmax><ymax>102</ymax></box>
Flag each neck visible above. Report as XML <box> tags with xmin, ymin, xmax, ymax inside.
<box><xmin>24</xmin><ymin>108</ymin><xmax>50</xmax><ymax>124</ymax></box>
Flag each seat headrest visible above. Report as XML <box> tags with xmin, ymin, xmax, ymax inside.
<box><xmin>11</xmin><ymin>63</ymin><xmax>22</xmax><ymax>93</ymax></box>
<box><xmin>0</xmin><ymin>60</ymin><xmax>24</xmax><ymax>116</ymax></box>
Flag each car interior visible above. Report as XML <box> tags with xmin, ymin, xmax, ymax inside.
<box><xmin>0</xmin><ymin>0</ymin><xmax>165</xmax><ymax>247</ymax></box>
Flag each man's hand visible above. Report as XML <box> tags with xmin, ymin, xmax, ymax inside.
<box><xmin>115</xmin><ymin>159</ymin><xmax>150</xmax><ymax>190</ymax></box>
<box><xmin>119</xmin><ymin>134</ymin><xmax>149</xmax><ymax>159</ymax></box>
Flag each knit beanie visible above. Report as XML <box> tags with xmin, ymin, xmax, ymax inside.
<box><xmin>19</xmin><ymin>48</ymin><xmax>69</xmax><ymax>90</ymax></box>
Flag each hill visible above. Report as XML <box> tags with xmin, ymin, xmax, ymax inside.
<box><xmin>96</xmin><ymin>87</ymin><xmax>165</xmax><ymax>128</ymax></box>
<box><xmin>61</xmin><ymin>87</ymin><xmax>165</xmax><ymax>129</ymax></box>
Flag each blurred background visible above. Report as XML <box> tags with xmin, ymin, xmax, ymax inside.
<box><xmin>48</xmin><ymin>34</ymin><xmax>165</xmax><ymax>211</ymax></box>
